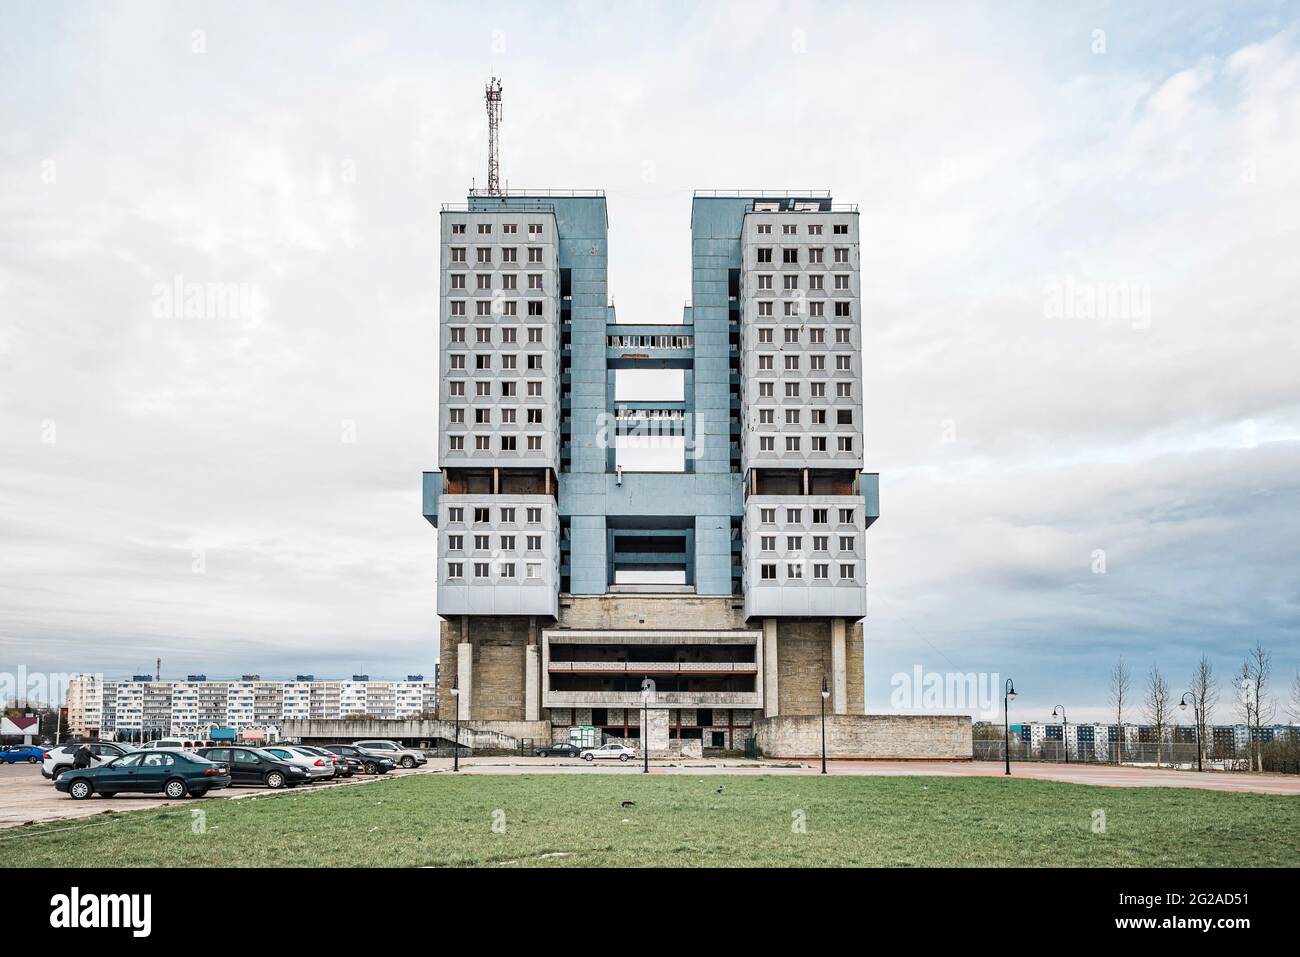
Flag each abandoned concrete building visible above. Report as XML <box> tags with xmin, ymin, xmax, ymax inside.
<box><xmin>420</xmin><ymin>185</ymin><xmax>968</xmax><ymax>760</ymax></box>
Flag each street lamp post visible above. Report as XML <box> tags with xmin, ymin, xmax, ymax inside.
<box><xmin>450</xmin><ymin>678</ymin><xmax>460</xmax><ymax>772</ymax></box>
<box><xmin>1003</xmin><ymin>679</ymin><xmax>1017</xmax><ymax>776</ymax></box>
<box><xmin>1179</xmin><ymin>692</ymin><xmax>1203</xmax><ymax>772</ymax></box>
<box><xmin>820</xmin><ymin>676</ymin><xmax>830</xmax><ymax>774</ymax></box>
<box><xmin>1052</xmin><ymin>704</ymin><xmax>1069</xmax><ymax>764</ymax></box>
<box><xmin>641</xmin><ymin>681</ymin><xmax>650</xmax><ymax>774</ymax></box>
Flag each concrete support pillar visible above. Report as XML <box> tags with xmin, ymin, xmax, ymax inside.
<box><xmin>763</xmin><ymin>618</ymin><xmax>779</xmax><ymax>718</ymax></box>
<box><xmin>524</xmin><ymin>644</ymin><xmax>540</xmax><ymax>722</ymax></box>
<box><xmin>646</xmin><ymin>708</ymin><xmax>670</xmax><ymax>755</ymax></box>
<box><xmin>456</xmin><ymin>642</ymin><xmax>472</xmax><ymax>721</ymax></box>
<box><xmin>831</xmin><ymin>618</ymin><xmax>847</xmax><ymax>716</ymax></box>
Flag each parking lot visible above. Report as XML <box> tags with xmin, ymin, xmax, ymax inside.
<box><xmin>0</xmin><ymin>760</ymin><xmax>438</xmax><ymax>829</ymax></box>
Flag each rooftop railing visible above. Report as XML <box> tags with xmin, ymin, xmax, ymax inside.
<box><xmin>467</xmin><ymin>188</ymin><xmax>606</xmax><ymax>197</ymax></box>
<box><xmin>694</xmin><ymin>188</ymin><xmax>831</xmax><ymax>198</ymax></box>
<box><xmin>439</xmin><ymin>202</ymin><xmax>556</xmax><ymax>213</ymax></box>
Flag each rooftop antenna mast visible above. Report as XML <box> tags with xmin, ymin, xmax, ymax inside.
<box><xmin>485</xmin><ymin>76</ymin><xmax>503</xmax><ymax>196</ymax></box>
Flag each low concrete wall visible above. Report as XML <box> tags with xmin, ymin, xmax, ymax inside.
<box><xmin>754</xmin><ymin>714</ymin><xmax>972</xmax><ymax>760</ymax></box>
<box><xmin>470</xmin><ymin>720</ymin><xmax>553</xmax><ymax>745</ymax></box>
<box><xmin>281</xmin><ymin>719</ymin><xmax>552</xmax><ymax>752</ymax></box>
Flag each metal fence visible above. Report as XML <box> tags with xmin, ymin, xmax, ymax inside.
<box><xmin>974</xmin><ymin>738</ymin><xmax>1299</xmax><ymax>772</ymax></box>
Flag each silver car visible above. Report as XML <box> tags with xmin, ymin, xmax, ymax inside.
<box><xmin>581</xmin><ymin>743</ymin><xmax>637</xmax><ymax>762</ymax></box>
<box><xmin>262</xmin><ymin>745</ymin><xmax>334</xmax><ymax>780</ymax></box>
<box><xmin>352</xmin><ymin>739</ymin><xmax>427</xmax><ymax>769</ymax></box>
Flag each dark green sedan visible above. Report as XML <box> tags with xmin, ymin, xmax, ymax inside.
<box><xmin>55</xmin><ymin>749</ymin><xmax>232</xmax><ymax>800</ymax></box>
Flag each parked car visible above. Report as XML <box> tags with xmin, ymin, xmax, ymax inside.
<box><xmin>293</xmin><ymin>745</ymin><xmax>352</xmax><ymax>777</ymax></box>
<box><xmin>318</xmin><ymin>745</ymin><xmax>366</xmax><ymax>775</ymax></box>
<box><xmin>42</xmin><ymin>742</ymin><xmax>134</xmax><ymax>780</ymax></box>
<box><xmin>0</xmin><ymin>745</ymin><xmax>47</xmax><ymax>764</ymax></box>
<box><xmin>258</xmin><ymin>746</ymin><xmax>335</xmax><ymax>781</ymax></box>
<box><xmin>352</xmin><ymin>740</ymin><xmax>427</xmax><ymax>769</ymax></box>
<box><xmin>137</xmin><ymin>738</ymin><xmax>209</xmax><ymax>752</ymax></box>
<box><xmin>581</xmin><ymin>743</ymin><xmax>637</xmax><ymax>762</ymax></box>
<box><xmin>323</xmin><ymin>744</ymin><xmax>395</xmax><ymax>774</ymax></box>
<box><xmin>195</xmin><ymin>746</ymin><xmax>308</xmax><ymax>789</ymax></box>
<box><xmin>55</xmin><ymin>749</ymin><xmax>231</xmax><ymax>800</ymax></box>
<box><xmin>535</xmin><ymin>742</ymin><xmax>583</xmax><ymax>758</ymax></box>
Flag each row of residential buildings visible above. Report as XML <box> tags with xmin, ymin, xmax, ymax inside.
<box><xmin>65</xmin><ymin>673</ymin><xmax>438</xmax><ymax>741</ymax></box>
<box><xmin>1005</xmin><ymin>721</ymin><xmax>1300</xmax><ymax>759</ymax></box>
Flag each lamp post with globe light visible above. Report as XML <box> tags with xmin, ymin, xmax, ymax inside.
<box><xmin>1179</xmin><ymin>692</ymin><xmax>1203</xmax><ymax>772</ymax></box>
<box><xmin>1004</xmin><ymin>679</ymin><xmax>1017</xmax><ymax>775</ymax></box>
<box><xmin>450</xmin><ymin>678</ymin><xmax>460</xmax><ymax>772</ymax></box>
<box><xmin>1052</xmin><ymin>704</ymin><xmax>1069</xmax><ymax>764</ymax></box>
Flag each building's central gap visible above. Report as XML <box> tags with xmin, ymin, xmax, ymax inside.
<box><xmin>614</xmin><ymin>368</ymin><xmax>685</xmax><ymax>473</ymax></box>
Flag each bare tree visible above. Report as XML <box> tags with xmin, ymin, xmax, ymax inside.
<box><xmin>1189</xmin><ymin>655</ymin><xmax>1218</xmax><ymax>764</ymax></box>
<box><xmin>1236</xmin><ymin>660</ymin><xmax>1256</xmax><ymax>768</ymax></box>
<box><xmin>1143</xmin><ymin>664</ymin><xmax>1171</xmax><ymax>767</ymax></box>
<box><xmin>1239</xmin><ymin>641</ymin><xmax>1274</xmax><ymax>771</ymax></box>
<box><xmin>1108</xmin><ymin>657</ymin><xmax>1131</xmax><ymax>763</ymax></box>
<box><xmin>1290</xmin><ymin>671</ymin><xmax>1300</xmax><ymax>725</ymax></box>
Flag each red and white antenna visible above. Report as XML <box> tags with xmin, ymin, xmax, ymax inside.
<box><xmin>485</xmin><ymin>76</ymin><xmax>503</xmax><ymax>196</ymax></box>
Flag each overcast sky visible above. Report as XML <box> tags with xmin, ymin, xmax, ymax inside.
<box><xmin>2</xmin><ymin>1</ymin><xmax>1298</xmax><ymax>722</ymax></box>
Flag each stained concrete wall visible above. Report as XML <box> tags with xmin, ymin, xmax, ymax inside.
<box><xmin>774</xmin><ymin>618</ymin><xmax>864</xmax><ymax>716</ymax></box>
<box><xmin>557</xmin><ymin>593</ymin><xmax>748</xmax><ymax>631</ymax></box>
<box><xmin>281</xmin><ymin>718</ymin><xmax>550</xmax><ymax>751</ymax></box>
<box><xmin>438</xmin><ymin>616</ymin><xmax>531</xmax><ymax>721</ymax></box>
<box><xmin>754</xmin><ymin>714</ymin><xmax>972</xmax><ymax>760</ymax></box>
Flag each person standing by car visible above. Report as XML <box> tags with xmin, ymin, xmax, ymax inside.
<box><xmin>72</xmin><ymin>744</ymin><xmax>92</xmax><ymax>770</ymax></box>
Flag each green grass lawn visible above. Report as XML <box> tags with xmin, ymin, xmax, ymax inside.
<box><xmin>5</xmin><ymin>773</ymin><xmax>1298</xmax><ymax>867</ymax></box>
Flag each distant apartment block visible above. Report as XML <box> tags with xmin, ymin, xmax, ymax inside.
<box><xmin>64</xmin><ymin>673</ymin><xmax>438</xmax><ymax>740</ymax></box>
<box><xmin>1012</xmin><ymin>721</ymin><xmax>1300</xmax><ymax>759</ymax></box>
